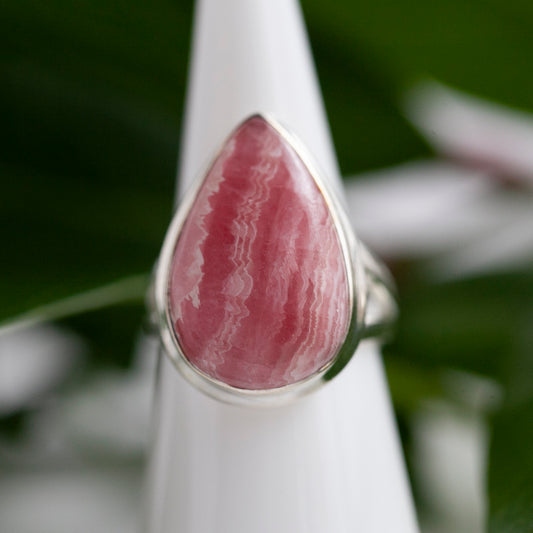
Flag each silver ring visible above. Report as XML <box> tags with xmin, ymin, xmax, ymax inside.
<box><xmin>149</xmin><ymin>114</ymin><xmax>397</xmax><ymax>407</ymax></box>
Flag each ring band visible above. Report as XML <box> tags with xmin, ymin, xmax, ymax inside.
<box><xmin>149</xmin><ymin>114</ymin><xmax>397</xmax><ymax>406</ymax></box>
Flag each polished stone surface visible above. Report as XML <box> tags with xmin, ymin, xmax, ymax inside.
<box><xmin>169</xmin><ymin>116</ymin><xmax>350</xmax><ymax>389</ymax></box>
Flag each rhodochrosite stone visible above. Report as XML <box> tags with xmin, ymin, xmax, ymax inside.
<box><xmin>168</xmin><ymin>116</ymin><xmax>350</xmax><ymax>389</ymax></box>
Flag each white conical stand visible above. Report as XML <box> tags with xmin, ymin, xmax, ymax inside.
<box><xmin>145</xmin><ymin>1</ymin><xmax>419</xmax><ymax>532</ymax></box>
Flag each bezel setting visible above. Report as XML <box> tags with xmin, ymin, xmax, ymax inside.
<box><xmin>151</xmin><ymin>113</ymin><xmax>393</xmax><ymax>407</ymax></box>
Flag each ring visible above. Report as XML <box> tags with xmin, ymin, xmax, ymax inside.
<box><xmin>149</xmin><ymin>114</ymin><xmax>397</xmax><ymax>406</ymax></box>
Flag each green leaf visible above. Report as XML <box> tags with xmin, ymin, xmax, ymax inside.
<box><xmin>1</xmin><ymin>162</ymin><xmax>169</xmax><ymax>321</ymax></box>
<box><xmin>489</xmin><ymin>398</ymin><xmax>533</xmax><ymax>533</ymax></box>
<box><xmin>303</xmin><ymin>0</ymin><xmax>533</xmax><ymax>112</ymax></box>
<box><xmin>384</xmin><ymin>358</ymin><xmax>445</xmax><ymax>411</ymax></box>
<box><xmin>0</xmin><ymin>274</ymin><xmax>148</xmax><ymax>335</ymax></box>
<box><xmin>385</xmin><ymin>270</ymin><xmax>533</xmax><ymax>380</ymax></box>
<box><xmin>488</xmin><ymin>310</ymin><xmax>533</xmax><ymax>531</ymax></box>
<box><xmin>62</xmin><ymin>302</ymin><xmax>148</xmax><ymax>370</ymax></box>
<box><xmin>0</xmin><ymin>0</ymin><xmax>193</xmax><ymax>322</ymax></box>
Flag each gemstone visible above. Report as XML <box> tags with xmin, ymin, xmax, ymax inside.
<box><xmin>168</xmin><ymin>116</ymin><xmax>350</xmax><ymax>390</ymax></box>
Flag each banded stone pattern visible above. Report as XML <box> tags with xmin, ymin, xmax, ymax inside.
<box><xmin>169</xmin><ymin>116</ymin><xmax>350</xmax><ymax>389</ymax></box>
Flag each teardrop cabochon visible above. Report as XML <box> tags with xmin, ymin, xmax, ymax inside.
<box><xmin>155</xmin><ymin>115</ymin><xmax>364</xmax><ymax>404</ymax></box>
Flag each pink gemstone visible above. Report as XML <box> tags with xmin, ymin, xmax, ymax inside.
<box><xmin>168</xmin><ymin>116</ymin><xmax>350</xmax><ymax>389</ymax></box>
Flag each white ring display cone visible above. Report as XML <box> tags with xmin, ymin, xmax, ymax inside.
<box><xmin>144</xmin><ymin>1</ymin><xmax>419</xmax><ymax>532</ymax></box>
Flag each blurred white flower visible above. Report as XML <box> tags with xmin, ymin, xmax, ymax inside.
<box><xmin>405</xmin><ymin>81</ymin><xmax>533</xmax><ymax>186</ymax></box>
<box><xmin>0</xmin><ymin>325</ymin><xmax>84</xmax><ymax>416</ymax></box>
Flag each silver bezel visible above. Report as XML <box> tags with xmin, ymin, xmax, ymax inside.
<box><xmin>153</xmin><ymin>113</ymin><xmax>374</xmax><ymax>407</ymax></box>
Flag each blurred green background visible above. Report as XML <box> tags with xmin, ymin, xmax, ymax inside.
<box><xmin>1</xmin><ymin>1</ymin><xmax>532</xmax><ymax>532</ymax></box>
